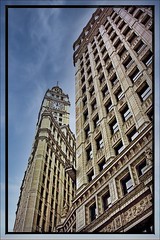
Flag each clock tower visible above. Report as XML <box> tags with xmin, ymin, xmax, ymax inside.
<box><xmin>14</xmin><ymin>85</ymin><xmax>76</xmax><ymax>232</ymax></box>
<box><xmin>38</xmin><ymin>86</ymin><xmax>70</xmax><ymax>127</ymax></box>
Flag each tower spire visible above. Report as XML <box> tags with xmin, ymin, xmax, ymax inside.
<box><xmin>57</xmin><ymin>81</ymin><xmax>59</xmax><ymax>86</ymax></box>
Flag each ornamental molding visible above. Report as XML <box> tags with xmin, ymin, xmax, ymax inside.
<box><xmin>82</xmin><ymin>186</ymin><xmax>152</xmax><ymax>232</ymax></box>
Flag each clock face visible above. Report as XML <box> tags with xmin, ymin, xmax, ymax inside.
<box><xmin>51</xmin><ymin>102</ymin><xmax>65</xmax><ymax>110</ymax></box>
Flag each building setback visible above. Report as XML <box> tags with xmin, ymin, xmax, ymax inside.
<box><xmin>14</xmin><ymin>86</ymin><xmax>76</xmax><ymax>232</ymax></box>
<box><xmin>57</xmin><ymin>7</ymin><xmax>153</xmax><ymax>233</ymax></box>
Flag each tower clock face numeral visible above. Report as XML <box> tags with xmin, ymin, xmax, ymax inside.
<box><xmin>51</xmin><ymin>102</ymin><xmax>65</xmax><ymax>110</ymax></box>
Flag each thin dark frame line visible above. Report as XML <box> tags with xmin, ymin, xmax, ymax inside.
<box><xmin>6</xmin><ymin>4</ymin><xmax>155</xmax><ymax>235</ymax></box>
<box><xmin>5</xmin><ymin>4</ymin><xmax>9</xmax><ymax>235</ymax></box>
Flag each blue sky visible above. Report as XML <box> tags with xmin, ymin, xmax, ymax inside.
<box><xmin>7</xmin><ymin>6</ymin><xmax>97</xmax><ymax>233</ymax></box>
<box><xmin>0</xmin><ymin>1</ymin><xmax>160</xmax><ymax>240</ymax></box>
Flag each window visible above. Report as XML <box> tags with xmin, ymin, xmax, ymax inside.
<box><xmin>137</xmin><ymin>159</ymin><xmax>147</xmax><ymax>176</ymax></box>
<box><xmin>44</xmin><ymin>164</ymin><xmax>47</xmax><ymax>173</ymax></box>
<box><xmin>39</xmin><ymin>200</ymin><xmax>42</xmax><ymax>212</ymax></box>
<box><xmin>81</xmin><ymin>76</ymin><xmax>85</xmax><ymax>85</ymax></box>
<box><xmin>45</xmin><ymin>154</ymin><xmax>48</xmax><ymax>163</ymax></box>
<box><xmin>110</xmin><ymin>118</ymin><xmax>119</xmax><ymax>134</ymax></box>
<box><xmin>134</xmin><ymin>40</ymin><xmax>145</xmax><ymax>54</ymax></box>
<box><xmin>112</xmin><ymin>12</ymin><xmax>118</xmax><ymax>20</ymax></box>
<box><xmin>97</xmin><ymin>33</ymin><xmax>101</xmax><ymax>42</ymax></box>
<box><xmin>102</xmin><ymin>84</ymin><xmax>109</xmax><ymax>98</ymax></box>
<box><xmin>123</xmin><ymin>55</ymin><xmax>134</xmax><ymax>69</ymax></box>
<box><xmin>103</xmin><ymin>54</ymin><xmax>109</xmax><ymax>64</ymax></box>
<box><xmin>122</xmin><ymin>26</ymin><xmax>131</xmax><ymax>36</ymax></box>
<box><xmin>134</xmin><ymin>9</ymin><xmax>143</xmax><ymax>20</ymax></box>
<box><xmin>82</xmin><ymin>85</ymin><xmax>86</xmax><ymax>94</ymax></box>
<box><xmin>93</xmin><ymin>114</ymin><xmax>100</xmax><ymax>129</ymax></box>
<box><xmin>118</xmin><ymin>20</ymin><xmax>125</xmax><ymax>30</ymax></box>
<box><xmin>105</xmin><ymin>100</ymin><xmax>113</xmax><ymax>113</ymax></box>
<box><xmin>99</xmin><ymin>40</ymin><xmax>104</xmax><ymax>48</ymax></box>
<box><xmin>88</xmin><ymin>76</ymin><xmax>93</xmax><ymax>86</ymax></box>
<box><xmin>98</xmin><ymin>158</ymin><xmax>106</xmax><ymax>171</ymax></box>
<box><xmin>92</xmin><ymin>42</ymin><xmax>96</xmax><ymax>50</ymax></box>
<box><xmin>47</xmin><ymin>145</ymin><xmax>49</xmax><ymax>153</ymax></box>
<box><xmin>86</xmin><ymin>145</ymin><xmax>93</xmax><ymax>161</ymax></box>
<box><xmin>95</xmin><ymin>56</ymin><xmax>100</xmax><ymax>65</ymax></box>
<box><xmin>96</xmin><ymin>134</ymin><xmax>104</xmax><ymax>150</ymax></box>
<box><xmin>93</xmin><ymin>49</ymin><xmax>98</xmax><ymax>57</ymax></box>
<box><xmin>81</xmin><ymin>68</ymin><xmax>84</xmax><ymax>76</ymax></box>
<box><xmin>90</xmin><ymin>87</ymin><xmax>95</xmax><ymax>98</ymax></box>
<box><xmin>128</xmin><ymin>6</ymin><xmax>136</xmax><ymax>14</ymax></box>
<box><xmin>44</xmin><ymin>205</ymin><xmax>47</xmax><ymax>216</ymax></box>
<box><xmin>86</xmin><ymin>60</ymin><xmax>90</xmax><ymax>68</ymax></box>
<box><xmin>41</xmin><ymin>187</ymin><xmax>44</xmax><ymax>198</ymax></box>
<box><xmin>110</xmin><ymin>32</ymin><xmax>117</xmax><ymax>41</ymax></box>
<box><xmin>50</xmin><ymin>212</ymin><xmax>53</xmax><ymax>222</ymax></box>
<box><xmin>147</xmin><ymin>108</ymin><xmax>153</xmax><ymax>121</ymax></box>
<box><xmin>37</xmin><ymin>214</ymin><xmax>41</xmax><ymax>227</ymax></box>
<box><xmin>83</xmin><ymin>109</ymin><xmax>89</xmax><ymax>122</ymax></box>
<box><xmin>107</xmin><ymin>63</ymin><xmax>113</xmax><ymax>74</ymax></box>
<box><xmin>128</xmin><ymin>32</ymin><xmax>137</xmax><ymax>45</ymax></box>
<box><xmin>137</xmin><ymin>83</ymin><xmax>151</xmax><ymax>101</ymax></box>
<box><xmin>127</xmin><ymin>127</ymin><xmax>138</xmax><ymax>142</ymax></box>
<box><xmin>101</xmin><ymin>46</ymin><xmax>106</xmax><ymax>55</ymax></box>
<box><xmin>115</xmin><ymin>87</ymin><xmax>124</xmax><ymax>101</ymax></box>
<box><xmin>115</xmin><ymin>16</ymin><xmax>121</xmax><ymax>24</ymax></box>
<box><xmin>91</xmin><ymin>99</ymin><xmax>97</xmax><ymax>112</ymax></box>
<box><xmin>121</xmin><ymin>105</ymin><xmax>132</xmax><ymax>121</ymax></box>
<box><xmin>85</xmin><ymin>48</ymin><xmax>88</xmax><ymax>55</ymax></box>
<box><xmin>141</xmin><ymin>14</ymin><xmax>150</xmax><ymax>25</ymax></box>
<box><xmin>97</xmin><ymin>64</ymin><xmax>103</xmax><ymax>74</ymax></box>
<box><xmin>87</xmin><ymin>67</ymin><xmax>91</xmax><ymax>76</ymax></box>
<box><xmin>129</xmin><ymin>67</ymin><xmax>142</xmax><ymax>82</ymax></box>
<box><xmin>108</xmin><ymin>27</ymin><xmax>113</xmax><ymax>35</ymax></box>
<box><xmin>48</xmin><ymin>170</ymin><xmax>51</xmax><ymax>178</ymax></box>
<box><xmin>82</xmin><ymin>96</ymin><xmax>87</xmax><ymax>107</ymax></box>
<box><xmin>114</xmin><ymin>141</ymin><xmax>124</xmax><ymax>155</ymax></box>
<box><xmin>99</xmin><ymin>74</ymin><xmax>105</xmax><ymax>85</ymax></box>
<box><xmin>102</xmin><ymin>191</ymin><xmax>111</xmax><ymax>210</ymax></box>
<box><xmin>118</xmin><ymin>46</ymin><xmax>126</xmax><ymax>58</ymax></box>
<box><xmin>114</xmin><ymin>38</ymin><xmax>121</xmax><ymax>49</ymax></box>
<box><xmin>85</xmin><ymin>125</ymin><xmax>90</xmax><ymax>139</ymax></box>
<box><xmin>89</xmin><ymin>203</ymin><xmax>96</xmax><ymax>221</ymax></box>
<box><xmin>110</xmin><ymin>73</ymin><xmax>118</xmax><ymax>86</ymax></box>
<box><xmin>88</xmin><ymin>170</ymin><xmax>94</xmax><ymax>182</ymax></box>
<box><xmin>121</xmin><ymin>173</ymin><xmax>133</xmax><ymax>195</ymax></box>
<box><xmin>45</xmin><ymin>192</ymin><xmax>48</xmax><ymax>201</ymax></box>
<box><xmin>142</xmin><ymin>50</ymin><xmax>153</xmax><ymax>66</ymax></box>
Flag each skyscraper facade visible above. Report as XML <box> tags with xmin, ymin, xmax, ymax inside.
<box><xmin>14</xmin><ymin>86</ymin><xmax>76</xmax><ymax>232</ymax></box>
<box><xmin>57</xmin><ymin>6</ymin><xmax>153</xmax><ymax>233</ymax></box>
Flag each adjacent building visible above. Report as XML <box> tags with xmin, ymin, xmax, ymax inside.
<box><xmin>57</xmin><ymin>6</ymin><xmax>153</xmax><ymax>233</ymax></box>
<box><xmin>14</xmin><ymin>86</ymin><xmax>76</xmax><ymax>232</ymax></box>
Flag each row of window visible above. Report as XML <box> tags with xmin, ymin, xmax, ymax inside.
<box><xmin>49</xmin><ymin>122</ymin><xmax>75</xmax><ymax>150</ymax></box>
<box><xmin>85</xmin><ymin>125</ymin><xmax>138</xmax><ymax>163</ymax></box>
<box><xmin>110</xmin><ymin>8</ymin><xmax>152</xmax><ymax>31</ymax></box>
<box><xmin>82</xmin><ymin>83</ymin><xmax>124</xmax><ymax>111</ymax></box>
<box><xmin>88</xmin><ymin>158</ymin><xmax>148</xmax><ymax>223</ymax></box>
<box><xmin>80</xmin><ymin>44</ymin><xmax>152</xmax><ymax>93</ymax></box>
<box><xmin>80</xmin><ymin>14</ymin><xmax>152</xmax><ymax>83</ymax></box>
<box><xmin>83</xmin><ymin>80</ymin><xmax>151</xmax><ymax>125</ymax></box>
